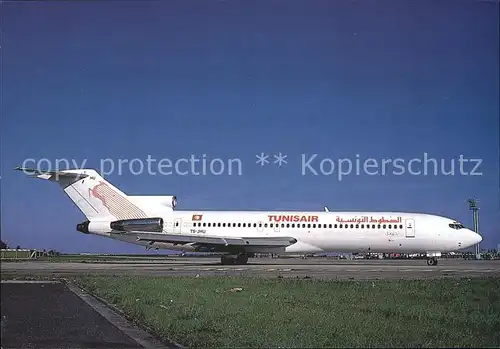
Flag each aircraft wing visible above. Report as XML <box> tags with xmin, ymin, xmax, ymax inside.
<box><xmin>111</xmin><ymin>231</ymin><xmax>297</xmax><ymax>252</ymax></box>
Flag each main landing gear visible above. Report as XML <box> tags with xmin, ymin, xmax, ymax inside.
<box><xmin>221</xmin><ymin>253</ymin><xmax>249</xmax><ymax>265</ymax></box>
<box><xmin>426</xmin><ymin>257</ymin><xmax>438</xmax><ymax>266</ymax></box>
<box><xmin>425</xmin><ymin>252</ymin><xmax>441</xmax><ymax>266</ymax></box>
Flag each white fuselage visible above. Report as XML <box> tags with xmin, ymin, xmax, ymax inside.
<box><xmin>98</xmin><ymin>210</ymin><xmax>481</xmax><ymax>255</ymax></box>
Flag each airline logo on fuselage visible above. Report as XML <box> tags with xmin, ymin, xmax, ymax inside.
<box><xmin>336</xmin><ymin>216</ymin><xmax>402</xmax><ymax>224</ymax></box>
<box><xmin>268</xmin><ymin>215</ymin><xmax>319</xmax><ymax>222</ymax></box>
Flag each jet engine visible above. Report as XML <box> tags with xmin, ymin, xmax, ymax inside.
<box><xmin>76</xmin><ymin>220</ymin><xmax>90</xmax><ymax>234</ymax></box>
<box><xmin>159</xmin><ymin>195</ymin><xmax>177</xmax><ymax>209</ymax></box>
<box><xmin>110</xmin><ymin>218</ymin><xmax>164</xmax><ymax>233</ymax></box>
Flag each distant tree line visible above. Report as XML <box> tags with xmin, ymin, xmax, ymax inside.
<box><xmin>1</xmin><ymin>241</ymin><xmax>23</xmax><ymax>250</ymax></box>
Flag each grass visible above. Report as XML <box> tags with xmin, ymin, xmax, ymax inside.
<box><xmin>74</xmin><ymin>276</ymin><xmax>500</xmax><ymax>348</ymax></box>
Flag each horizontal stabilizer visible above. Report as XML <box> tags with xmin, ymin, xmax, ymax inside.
<box><xmin>14</xmin><ymin>167</ymin><xmax>88</xmax><ymax>181</ymax></box>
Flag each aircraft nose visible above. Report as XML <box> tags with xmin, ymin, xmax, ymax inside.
<box><xmin>465</xmin><ymin>229</ymin><xmax>482</xmax><ymax>246</ymax></box>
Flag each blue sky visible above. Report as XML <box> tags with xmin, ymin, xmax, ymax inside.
<box><xmin>2</xmin><ymin>1</ymin><xmax>499</xmax><ymax>253</ymax></box>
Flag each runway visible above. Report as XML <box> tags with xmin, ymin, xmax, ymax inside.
<box><xmin>2</xmin><ymin>258</ymin><xmax>499</xmax><ymax>280</ymax></box>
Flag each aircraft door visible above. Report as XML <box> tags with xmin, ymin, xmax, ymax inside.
<box><xmin>274</xmin><ymin>222</ymin><xmax>281</xmax><ymax>233</ymax></box>
<box><xmin>174</xmin><ymin>218</ymin><xmax>182</xmax><ymax>234</ymax></box>
<box><xmin>405</xmin><ymin>219</ymin><xmax>415</xmax><ymax>238</ymax></box>
<box><xmin>257</xmin><ymin>221</ymin><xmax>264</xmax><ymax>233</ymax></box>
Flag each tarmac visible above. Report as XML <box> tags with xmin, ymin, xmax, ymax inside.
<box><xmin>2</xmin><ymin>257</ymin><xmax>500</xmax><ymax>280</ymax></box>
<box><xmin>0</xmin><ymin>280</ymin><xmax>179</xmax><ymax>349</ymax></box>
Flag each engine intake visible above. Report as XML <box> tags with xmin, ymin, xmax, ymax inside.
<box><xmin>76</xmin><ymin>220</ymin><xmax>90</xmax><ymax>234</ymax></box>
<box><xmin>110</xmin><ymin>218</ymin><xmax>164</xmax><ymax>233</ymax></box>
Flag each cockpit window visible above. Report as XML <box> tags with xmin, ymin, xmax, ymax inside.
<box><xmin>449</xmin><ymin>223</ymin><xmax>465</xmax><ymax>230</ymax></box>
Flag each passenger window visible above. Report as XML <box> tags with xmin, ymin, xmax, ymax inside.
<box><xmin>355</xmin><ymin>224</ymin><xmax>359</xmax><ymax>229</ymax></box>
<box><xmin>388</xmin><ymin>224</ymin><xmax>392</xmax><ymax>229</ymax></box>
<box><xmin>361</xmin><ymin>224</ymin><xmax>364</xmax><ymax>229</ymax></box>
<box><xmin>350</xmin><ymin>224</ymin><xmax>354</xmax><ymax>229</ymax></box>
<box><xmin>264</xmin><ymin>223</ymin><xmax>268</xmax><ymax>228</ymax></box>
<box><xmin>383</xmin><ymin>224</ymin><xmax>386</xmax><ymax>229</ymax></box>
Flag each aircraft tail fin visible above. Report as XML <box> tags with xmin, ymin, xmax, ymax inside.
<box><xmin>15</xmin><ymin>167</ymin><xmax>149</xmax><ymax>221</ymax></box>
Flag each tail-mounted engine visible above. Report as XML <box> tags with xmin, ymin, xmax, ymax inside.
<box><xmin>76</xmin><ymin>217</ymin><xmax>164</xmax><ymax>234</ymax></box>
<box><xmin>128</xmin><ymin>195</ymin><xmax>177</xmax><ymax>211</ymax></box>
<box><xmin>76</xmin><ymin>220</ymin><xmax>90</xmax><ymax>234</ymax></box>
<box><xmin>110</xmin><ymin>218</ymin><xmax>164</xmax><ymax>233</ymax></box>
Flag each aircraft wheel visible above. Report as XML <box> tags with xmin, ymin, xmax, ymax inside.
<box><xmin>221</xmin><ymin>254</ymin><xmax>249</xmax><ymax>265</ymax></box>
<box><xmin>426</xmin><ymin>258</ymin><xmax>438</xmax><ymax>266</ymax></box>
<box><xmin>221</xmin><ymin>256</ymin><xmax>233</xmax><ymax>265</ymax></box>
<box><xmin>235</xmin><ymin>254</ymin><xmax>249</xmax><ymax>265</ymax></box>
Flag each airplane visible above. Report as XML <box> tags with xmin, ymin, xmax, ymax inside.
<box><xmin>15</xmin><ymin>167</ymin><xmax>482</xmax><ymax>266</ymax></box>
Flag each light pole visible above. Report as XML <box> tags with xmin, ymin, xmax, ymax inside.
<box><xmin>468</xmin><ymin>198</ymin><xmax>480</xmax><ymax>259</ymax></box>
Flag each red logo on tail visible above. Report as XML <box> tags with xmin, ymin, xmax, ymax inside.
<box><xmin>89</xmin><ymin>181</ymin><xmax>108</xmax><ymax>208</ymax></box>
